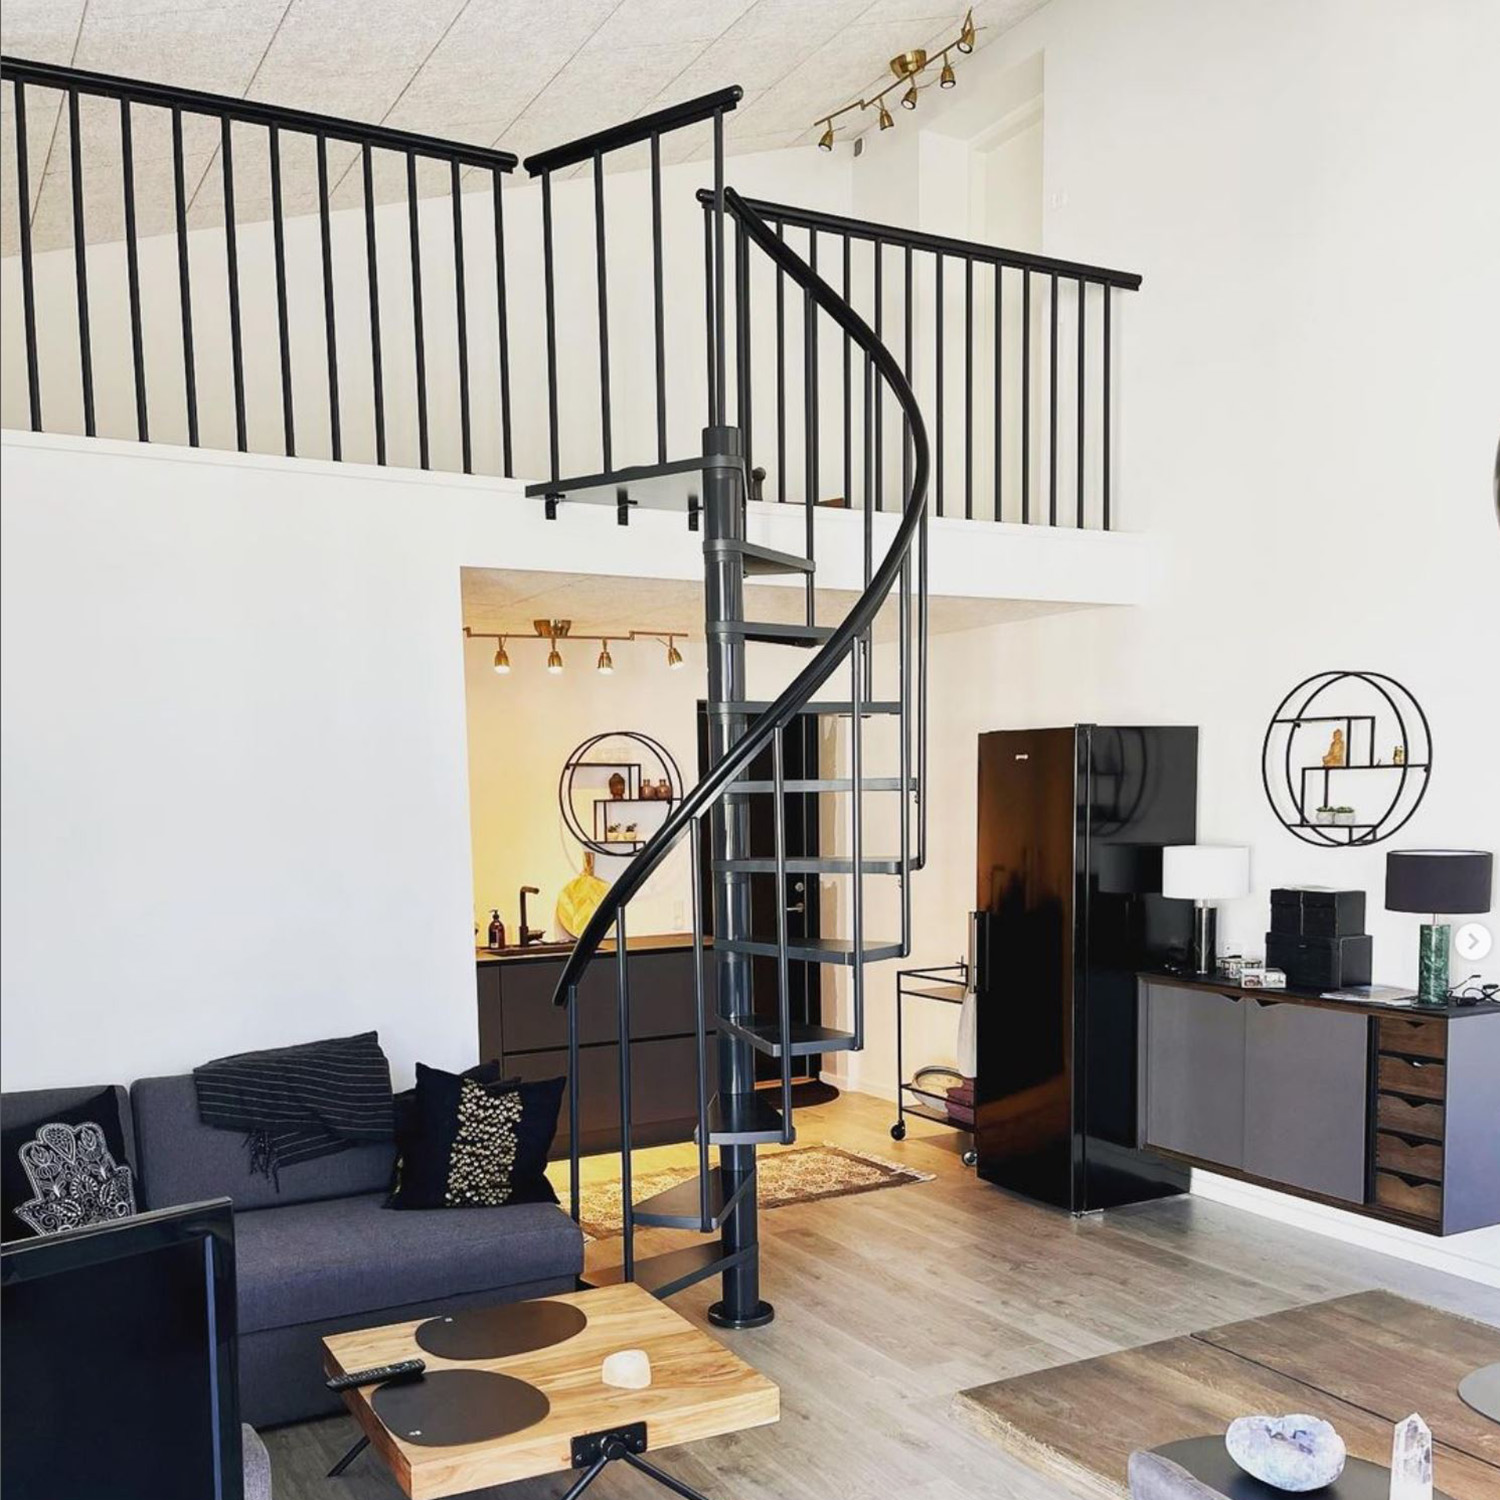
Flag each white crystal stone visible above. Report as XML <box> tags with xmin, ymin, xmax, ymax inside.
<box><xmin>1390</xmin><ymin>1413</ymin><xmax>1433</xmax><ymax>1500</ymax></box>
<box><xmin>1225</xmin><ymin>1413</ymin><xmax>1347</xmax><ymax>1493</ymax></box>
<box><xmin>601</xmin><ymin>1349</ymin><xmax>652</xmax><ymax>1390</ymax></box>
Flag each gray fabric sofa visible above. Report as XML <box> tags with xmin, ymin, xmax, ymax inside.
<box><xmin>3</xmin><ymin>1077</ymin><xmax>584</xmax><ymax>1429</ymax></box>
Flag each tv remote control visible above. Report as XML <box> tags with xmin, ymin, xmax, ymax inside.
<box><xmin>326</xmin><ymin>1358</ymin><xmax>426</xmax><ymax>1392</ymax></box>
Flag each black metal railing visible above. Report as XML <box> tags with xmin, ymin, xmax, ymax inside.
<box><xmin>1</xmin><ymin>55</ymin><xmax>519</xmax><ymax>473</ymax></box>
<box><xmin>705</xmin><ymin>193</ymin><xmax>1141</xmax><ymax>529</ymax></box>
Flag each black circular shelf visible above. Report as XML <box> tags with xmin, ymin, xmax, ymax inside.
<box><xmin>559</xmin><ymin>730</ymin><xmax>684</xmax><ymax>858</ymax></box>
<box><xmin>1260</xmin><ymin>671</ymin><xmax>1431</xmax><ymax>847</ymax></box>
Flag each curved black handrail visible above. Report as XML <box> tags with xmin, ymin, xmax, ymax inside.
<box><xmin>551</xmin><ymin>184</ymin><xmax>931</xmax><ymax>1007</ymax></box>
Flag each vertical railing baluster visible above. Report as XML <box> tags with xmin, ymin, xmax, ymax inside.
<box><xmin>775</xmin><ymin>221</ymin><xmax>786</xmax><ymax>501</ymax></box>
<box><xmin>171</xmin><ymin>107</ymin><xmax>198</xmax><ymax>447</ymax></box>
<box><xmin>269</xmin><ymin>123</ymin><xmax>294</xmax><ymax>456</ymax></box>
<box><xmin>851</xmin><ymin>637</ymin><xmax>865</xmax><ymax>1050</ymax></box>
<box><xmin>1103</xmin><ymin>284</ymin><xmax>1112</xmax><ymax>531</ymax></box>
<box><xmin>964</xmin><ymin>256</ymin><xmax>974</xmax><ymax>520</ymax></box>
<box><xmin>712</xmin><ymin>109</ymin><xmax>726</xmax><ymax>429</ymax></box>
<box><xmin>934</xmin><ymin>253</ymin><xmax>944</xmax><ymax>517</ymax></box>
<box><xmin>842</xmin><ymin>233</ymin><xmax>852</xmax><ymax>507</ymax></box>
<box><xmin>13</xmin><ymin>80</ymin><xmax>42</xmax><ymax>430</ymax></box>
<box><xmin>221</xmin><ymin>117</ymin><xmax>247</xmax><ymax>451</ymax></box>
<box><xmin>541</xmin><ymin>170</ymin><xmax>559</xmax><ymax>480</ymax></box>
<box><xmin>66</xmin><ymin>90</ymin><xmax>95</xmax><ymax>437</ymax></box>
<box><xmin>993</xmin><ymin>264</ymin><xmax>1003</xmax><ymax>522</ymax></box>
<box><xmin>592</xmin><ymin>150</ymin><xmax>612</xmax><ymax>473</ymax></box>
<box><xmin>803</xmin><ymin>228</ymin><xmax>818</xmax><ymax>624</ymax></box>
<box><xmin>567</xmin><ymin>981</ymin><xmax>580</xmax><ymax>1224</ymax></box>
<box><xmin>491</xmin><ymin>169</ymin><xmax>513</xmax><ymax>478</ymax></box>
<box><xmin>903</xmin><ymin>245</ymin><xmax>913</xmax><ymax>505</ymax></box>
<box><xmin>316</xmin><ymin>135</ymin><xmax>341</xmax><ymax>461</ymax></box>
<box><xmin>737</xmin><ymin>215</ymin><xmax>753</xmax><ymax>469</ymax></box>
<box><xmin>362</xmin><ymin>144</ymin><xmax>385</xmax><ymax>465</ymax></box>
<box><xmin>1021</xmin><ymin>269</ymin><xmax>1031</xmax><ymax>524</ymax></box>
<box><xmin>689</xmin><ymin>820</ymin><xmax>711</xmax><ymax>1222</ymax></box>
<box><xmin>120</xmin><ymin>99</ymin><xmax>147</xmax><ymax>442</ymax></box>
<box><xmin>450</xmin><ymin>160</ymin><xmax>472</xmax><ymax>474</ymax></box>
<box><xmin>873</xmin><ymin>239</ymin><xmax>883</xmax><ymax>513</ymax></box>
<box><xmin>615</xmin><ymin>906</ymin><xmax>635</xmax><ymax>1283</ymax></box>
<box><xmin>1076</xmin><ymin>280</ymin><xmax>1086</xmax><ymax>528</ymax></box>
<box><xmin>702</xmin><ymin>205</ymin><xmax>716</xmax><ymax>426</ymax></box>
<box><xmin>1048</xmin><ymin>271</ymin><xmax>1059</xmax><ymax>525</ymax></box>
<box><xmin>650</xmin><ymin>133</ymin><xmax>667</xmax><ymax>465</ymax></box>
<box><xmin>406</xmin><ymin>152</ymin><xmax>429</xmax><ymax>469</ymax></box>
<box><xmin>899</xmin><ymin>552</ymin><xmax>912</xmax><ymax>948</ymax></box>
<box><xmin>772</xmin><ymin>728</ymin><xmax>793</xmax><ymax>1143</ymax></box>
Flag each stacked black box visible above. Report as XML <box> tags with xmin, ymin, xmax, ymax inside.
<box><xmin>1266</xmin><ymin>888</ymin><xmax>1372</xmax><ymax>989</ymax></box>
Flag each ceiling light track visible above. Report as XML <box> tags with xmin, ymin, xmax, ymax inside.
<box><xmin>464</xmin><ymin>623</ymin><xmax>691</xmax><ymax>677</ymax></box>
<box><xmin>815</xmin><ymin>8</ymin><xmax>976</xmax><ymax>153</ymax></box>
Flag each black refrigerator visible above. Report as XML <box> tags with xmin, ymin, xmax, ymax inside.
<box><xmin>972</xmin><ymin>724</ymin><xmax>1198</xmax><ymax>1213</ymax></box>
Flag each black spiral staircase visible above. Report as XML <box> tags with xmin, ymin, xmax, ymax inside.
<box><xmin>532</xmin><ymin>89</ymin><xmax>930</xmax><ymax>1330</ymax></box>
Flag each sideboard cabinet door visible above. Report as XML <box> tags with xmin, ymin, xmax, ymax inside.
<box><xmin>1142</xmin><ymin>983</ymin><xmax>1246</xmax><ymax>1170</ymax></box>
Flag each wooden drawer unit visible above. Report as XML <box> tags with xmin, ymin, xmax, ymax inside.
<box><xmin>1375</xmin><ymin>1093</ymin><xmax>1444</xmax><ymax>1141</ymax></box>
<box><xmin>1375</xmin><ymin>1053</ymin><xmax>1445</xmax><ymax>1100</ymax></box>
<box><xmin>1374</xmin><ymin>1131</ymin><xmax>1443</xmax><ymax>1182</ymax></box>
<box><xmin>1374</xmin><ymin>1169</ymin><xmax>1442</xmax><ymax>1225</ymax></box>
<box><xmin>1377</xmin><ymin>1015</ymin><xmax>1447</xmax><ymax>1060</ymax></box>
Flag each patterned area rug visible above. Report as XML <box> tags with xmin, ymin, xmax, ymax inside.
<box><xmin>576</xmin><ymin>1144</ymin><xmax>933</xmax><ymax>1240</ymax></box>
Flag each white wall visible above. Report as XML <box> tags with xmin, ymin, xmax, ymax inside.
<box><xmin>831</xmin><ymin>0</ymin><xmax>1500</xmax><ymax>1281</ymax></box>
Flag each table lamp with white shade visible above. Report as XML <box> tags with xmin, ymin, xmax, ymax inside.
<box><xmin>1162</xmin><ymin>845</ymin><xmax>1252</xmax><ymax>974</ymax></box>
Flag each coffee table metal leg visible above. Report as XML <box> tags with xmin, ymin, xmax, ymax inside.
<box><xmin>560</xmin><ymin>1453</ymin><xmax>610</xmax><ymax>1499</ymax></box>
<box><xmin>326</xmin><ymin>1433</ymin><xmax>370</xmax><ymax>1478</ymax></box>
<box><xmin>622</xmin><ymin>1451</ymin><xmax>713</xmax><ymax>1500</ymax></box>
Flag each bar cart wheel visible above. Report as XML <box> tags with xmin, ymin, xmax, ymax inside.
<box><xmin>962</xmin><ymin>1148</ymin><xmax>977</xmax><ymax>1167</ymax></box>
<box><xmin>890</xmin><ymin>1121</ymin><xmax>907</xmax><ymax>1141</ymax></box>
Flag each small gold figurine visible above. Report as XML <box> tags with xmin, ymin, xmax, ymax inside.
<box><xmin>1322</xmin><ymin>728</ymin><xmax>1346</xmax><ymax>768</ymax></box>
<box><xmin>1393</xmin><ymin>744</ymin><xmax>1405</xmax><ymax>766</ymax></box>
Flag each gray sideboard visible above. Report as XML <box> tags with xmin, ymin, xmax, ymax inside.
<box><xmin>1138</xmin><ymin>974</ymin><xmax>1500</xmax><ymax>1236</ymax></box>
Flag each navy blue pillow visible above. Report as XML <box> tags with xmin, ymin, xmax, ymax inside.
<box><xmin>386</xmin><ymin>1064</ymin><xmax>562</xmax><ymax>1211</ymax></box>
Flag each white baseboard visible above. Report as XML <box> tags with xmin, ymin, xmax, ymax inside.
<box><xmin>1191</xmin><ymin>1169</ymin><xmax>1500</xmax><ymax>1289</ymax></box>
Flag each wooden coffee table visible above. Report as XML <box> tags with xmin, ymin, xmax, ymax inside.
<box><xmin>322</xmin><ymin>1283</ymin><xmax>779</xmax><ymax>1499</ymax></box>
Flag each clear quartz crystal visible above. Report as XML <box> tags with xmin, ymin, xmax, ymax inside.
<box><xmin>1389</xmin><ymin>1413</ymin><xmax>1432</xmax><ymax>1500</ymax></box>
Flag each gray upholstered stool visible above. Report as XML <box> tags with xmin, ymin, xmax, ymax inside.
<box><xmin>1128</xmin><ymin>1451</ymin><xmax>1228</xmax><ymax>1500</ymax></box>
<box><xmin>243</xmin><ymin>1425</ymin><xmax>273</xmax><ymax>1500</ymax></box>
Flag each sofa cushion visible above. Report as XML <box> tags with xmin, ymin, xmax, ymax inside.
<box><xmin>233</xmin><ymin>1191</ymin><xmax>584</xmax><ymax>1333</ymax></box>
<box><xmin>132</xmin><ymin>1075</ymin><xmax>396</xmax><ymax>1212</ymax></box>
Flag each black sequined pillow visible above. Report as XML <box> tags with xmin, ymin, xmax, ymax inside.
<box><xmin>385</xmin><ymin>1063</ymin><xmax>563</xmax><ymax>1211</ymax></box>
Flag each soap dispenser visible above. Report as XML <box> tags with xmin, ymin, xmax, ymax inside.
<box><xmin>487</xmin><ymin>910</ymin><xmax>506</xmax><ymax>949</ymax></box>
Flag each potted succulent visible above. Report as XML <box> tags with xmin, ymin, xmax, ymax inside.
<box><xmin>1314</xmin><ymin>805</ymin><xmax>1337</xmax><ymax>826</ymax></box>
<box><xmin>1332</xmin><ymin>805</ymin><xmax>1356</xmax><ymax>826</ymax></box>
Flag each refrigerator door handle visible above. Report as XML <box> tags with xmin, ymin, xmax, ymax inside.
<box><xmin>966</xmin><ymin>911</ymin><xmax>981</xmax><ymax>995</ymax></box>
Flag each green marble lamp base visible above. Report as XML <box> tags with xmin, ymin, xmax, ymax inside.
<box><xmin>1417</xmin><ymin>922</ymin><xmax>1450</xmax><ymax>1005</ymax></box>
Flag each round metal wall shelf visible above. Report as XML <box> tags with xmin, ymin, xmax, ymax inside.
<box><xmin>559</xmin><ymin>730</ymin><xmax>684</xmax><ymax>857</ymax></box>
<box><xmin>1260</xmin><ymin>671</ymin><xmax>1431</xmax><ymax>847</ymax></box>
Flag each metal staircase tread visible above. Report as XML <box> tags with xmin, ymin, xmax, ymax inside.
<box><xmin>707</xmin><ymin>538</ymin><xmax>815</xmax><ymax>576</ymax></box>
<box><xmin>631</xmin><ymin>1168</ymin><xmax>748</xmax><ymax>1231</ymax></box>
<box><xmin>721</xmin><ymin>1018</ymin><xmax>858</xmax><ymax>1058</ymax></box>
<box><xmin>726</xmin><ymin>776</ymin><xmax>914</xmax><ymax>795</ymax></box>
<box><xmin>706</xmin><ymin>620</ymin><xmax>836</xmax><ymax>646</ymax></box>
<box><xmin>716</xmin><ymin>935</ymin><xmax>905</xmax><ymax>965</ymax></box>
<box><xmin>706</xmin><ymin>700</ymin><xmax>902</xmax><ymax>717</ymax></box>
<box><xmin>584</xmin><ymin>1242</ymin><xmax>728</xmax><ymax>1298</ymax></box>
<box><xmin>697</xmin><ymin>1090</ymin><xmax>790</xmax><ymax>1146</ymax></box>
<box><xmin>715</xmin><ymin>855</ymin><xmax>903</xmax><ymax>875</ymax></box>
<box><xmin>526</xmin><ymin>453</ymin><xmax>738</xmax><ymax>514</ymax></box>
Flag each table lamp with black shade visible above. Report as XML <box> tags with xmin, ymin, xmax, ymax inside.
<box><xmin>1384</xmin><ymin>850</ymin><xmax>1493</xmax><ymax>1005</ymax></box>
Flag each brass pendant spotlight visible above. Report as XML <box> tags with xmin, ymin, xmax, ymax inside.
<box><xmin>812</xmin><ymin>9</ymin><xmax>977</xmax><ymax>152</ymax></box>
<box><xmin>464</xmin><ymin>624</ymin><xmax>692</xmax><ymax>678</ymax></box>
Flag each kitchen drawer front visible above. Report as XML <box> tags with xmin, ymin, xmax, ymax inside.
<box><xmin>1375</xmin><ymin>1093</ymin><xmax>1444</xmax><ymax>1141</ymax></box>
<box><xmin>1374</xmin><ymin>1169</ymin><xmax>1442</xmax><ymax>1225</ymax></box>
<box><xmin>1377</xmin><ymin>1016</ymin><xmax>1446</xmax><ymax>1061</ymax></box>
<box><xmin>1374</xmin><ymin>1131</ymin><xmax>1443</xmax><ymax>1182</ymax></box>
<box><xmin>1376</xmin><ymin>1053</ymin><xmax>1445</xmax><ymax>1101</ymax></box>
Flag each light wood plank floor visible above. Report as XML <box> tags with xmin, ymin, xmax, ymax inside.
<box><xmin>267</xmin><ymin>1089</ymin><xmax>1500</xmax><ymax>1500</ymax></box>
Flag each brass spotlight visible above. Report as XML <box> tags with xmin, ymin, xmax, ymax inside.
<box><xmin>546</xmin><ymin>646</ymin><xmax>564</xmax><ymax>674</ymax></box>
<box><xmin>818</xmin><ymin>120</ymin><xmax>835</xmax><ymax>151</ymax></box>
<box><xmin>596</xmin><ymin>641</ymin><xmax>614</xmax><ymax>675</ymax></box>
<box><xmin>492</xmin><ymin>641</ymin><xmax>510</xmax><ymax>675</ymax></box>
<box><xmin>940</xmin><ymin>56</ymin><xmax>957</xmax><ymax>88</ymax></box>
<box><xmin>957</xmin><ymin>9</ymin><xmax>976</xmax><ymax>53</ymax></box>
<box><xmin>666</xmin><ymin>638</ymin><xmax>684</xmax><ymax>670</ymax></box>
<box><xmin>889</xmin><ymin>48</ymin><xmax>927</xmax><ymax>79</ymax></box>
<box><xmin>902</xmin><ymin>82</ymin><xmax>919</xmax><ymax>110</ymax></box>
<box><xmin>877</xmin><ymin>99</ymin><xmax>895</xmax><ymax>130</ymax></box>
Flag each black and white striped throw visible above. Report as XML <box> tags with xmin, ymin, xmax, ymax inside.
<box><xmin>193</xmin><ymin>1031</ymin><xmax>395</xmax><ymax>1183</ymax></box>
